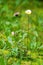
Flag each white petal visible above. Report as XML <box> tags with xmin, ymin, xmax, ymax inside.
<box><xmin>11</xmin><ymin>31</ymin><xmax>15</xmax><ymax>36</ymax></box>
<box><xmin>25</xmin><ymin>10</ymin><xmax>32</xmax><ymax>14</ymax></box>
<box><xmin>13</xmin><ymin>12</ymin><xmax>20</xmax><ymax>16</ymax></box>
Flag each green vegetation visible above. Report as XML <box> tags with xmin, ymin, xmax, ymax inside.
<box><xmin>0</xmin><ymin>0</ymin><xmax>43</xmax><ymax>65</ymax></box>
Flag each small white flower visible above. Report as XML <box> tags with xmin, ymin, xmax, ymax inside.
<box><xmin>13</xmin><ymin>12</ymin><xmax>20</xmax><ymax>16</ymax></box>
<box><xmin>11</xmin><ymin>31</ymin><xmax>15</xmax><ymax>36</ymax></box>
<box><xmin>25</xmin><ymin>9</ymin><xmax>32</xmax><ymax>14</ymax></box>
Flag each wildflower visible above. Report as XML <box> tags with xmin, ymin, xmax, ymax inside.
<box><xmin>25</xmin><ymin>9</ymin><xmax>32</xmax><ymax>14</ymax></box>
<box><xmin>11</xmin><ymin>31</ymin><xmax>15</xmax><ymax>36</ymax></box>
<box><xmin>13</xmin><ymin>12</ymin><xmax>20</xmax><ymax>16</ymax></box>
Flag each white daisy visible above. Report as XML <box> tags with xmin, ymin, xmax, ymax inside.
<box><xmin>25</xmin><ymin>9</ymin><xmax>32</xmax><ymax>14</ymax></box>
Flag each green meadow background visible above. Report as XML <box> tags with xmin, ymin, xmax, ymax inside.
<box><xmin>0</xmin><ymin>0</ymin><xmax>43</xmax><ymax>65</ymax></box>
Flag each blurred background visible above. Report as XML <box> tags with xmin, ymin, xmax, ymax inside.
<box><xmin>0</xmin><ymin>0</ymin><xmax>43</xmax><ymax>65</ymax></box>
